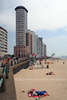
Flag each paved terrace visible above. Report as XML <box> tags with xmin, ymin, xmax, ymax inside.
<box><xmin>0</xmin><ymin>59</ymin><xmax>29</xmax><ymax>100</ymax></box>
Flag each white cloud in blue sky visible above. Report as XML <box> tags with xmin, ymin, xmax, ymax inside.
<box><xmin>45</xmin><ymin>35</ymin><xmax>67</xmax><ymax>56</ymax></box>
<box><xmin>0</xmin><ymin>0</ymin><xmax>67</xmax><ymax>56</ymax></box>
<box><xmin>36</xmin><ymin>28</ymin><xmax>67</xmax><ymax>56</ymax></box>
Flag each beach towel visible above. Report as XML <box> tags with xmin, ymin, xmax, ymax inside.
<box><xmin>36</xmin><ymin>91</ymin><xmax>47</xmax><ymax>96</ymax></box>
<box><xmin>28</xmin><ymin>89</ymin><xmax>48</xmax><ymax>98</ymax></box>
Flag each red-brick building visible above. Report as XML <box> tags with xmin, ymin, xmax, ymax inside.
<box><xmin>14</xmin><ymin>46</ymin><xmax>26</xmax><ymax>57</ymax></box>
<box><xmin>14</xmin><ymin>30</ymin><xmax>32</xmax><ymax>58</ymax></box>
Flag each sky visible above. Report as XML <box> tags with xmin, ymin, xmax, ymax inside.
<box><xmin>0</xmin><ymin>0</ymin><xmax>67</xmax><ymax>56</ymax></box>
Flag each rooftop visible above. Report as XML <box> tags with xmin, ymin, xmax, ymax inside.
<box><xmin>0</xmin><ymin>26</ymin><xmax>8</xmax><ymax>33</ymax></box>
<box><xmin>15</xmin><ymin>6</ymin><xmax>28</xmax><ymax>13</ymax></box>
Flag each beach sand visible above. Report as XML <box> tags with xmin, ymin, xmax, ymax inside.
<box><xmin>14</xmin><ymin>59</ymin><xmax>67</xmax><ymax>100</ymax></box>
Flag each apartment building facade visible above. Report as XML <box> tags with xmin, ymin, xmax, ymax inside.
<box><xmin>14</xmin><ymin>6</ymin><xmax>28</xmax><ymax>57</ymax></box>
<box><xmin>0</xmin><ymin>26</ymin><xmax>8</xmax><ymax>56</ymax></box>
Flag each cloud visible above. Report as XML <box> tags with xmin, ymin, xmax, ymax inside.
<box><xmin>0</xmin><ymin>12</ymin><xmax>15</xmax><ymax>32</ymax></box>
<box><xmin>28</xmin><ymin>0</ymin><xmax>67</xmax><ymax>30</ymax></box>
<box><xmin>8</xmin><ymin>31</ymin><xmax>16</xmax><ymax>54</ymax></box>
<box><xmin>43</xmin><ymin>34</ymin><xmax>67</xmax><ymax>56</ymax></box>
<box><xmin>36</xmin><ymin>28</ymin><xmax>67</xmax><ymax>56</ymax></box>
<box><xmin>0</xmin><ymin>0</ymin><xmax>29</xmax><ymax>31</ymax></box>
<box><xmin>1</xmin><ymin>0</ymin><xmax>67</xmax><ymax>30</ymax></box>
<box><xmin>0</xmin><ymin>0</ymin><xmax>16</xmax><ymax>12</ymax></box>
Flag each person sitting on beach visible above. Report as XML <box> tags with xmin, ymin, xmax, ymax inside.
<box><xmin>40</xmin><ymin>61</ymin><xmax>41</xmax><ymax>65</ymax></box>
<box><xmin>46</xmin><ymin>64</ymin><xmax>49</xmax><ymax>69</ymax></box>
<box><xmin>63</xmin><ymin>62</ymin><xmax>64</xmax><ymax>64</ymax></box>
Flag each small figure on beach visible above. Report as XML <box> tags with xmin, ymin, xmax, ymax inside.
<box><xmin>46</xmin><ymin>72</ymin><xmax>55</xmax><ymax>75</ymax></box>
<box><xmin>63</xmin><ymin>62</ymin><xmax>64</xmax><ymax>64</ymax></box>
<box><xmin>28</xmin><ymin>88</ymin><xmax>49</xmax><ymax>99</ymax></box>
<box><xmin>40</xmin><ymin>61</ymin><xmax>41</xmax><ymax>65</ymax></box>
<box><xmin>46</xmin><ymin>64</ymin><xmax>49</xmax><ymax>69</ymax></box>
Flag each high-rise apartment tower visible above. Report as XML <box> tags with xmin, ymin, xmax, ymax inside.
<box><xmin>15</xmin><ymin>6</ymin><xmax>28</xmax><ymax>46</ymax></box>
<box><xmin>14</xmin><ymin>6</ymin><xmax>28</xmax><ymax>57</ymax></box>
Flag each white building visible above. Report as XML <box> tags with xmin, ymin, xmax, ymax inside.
<box><xmin>30</xmin><ymin>31</ymin><xmax>37</xmax><ymax>56</ymax></box>
<box><xmin>0</xmin><ymin>27</ymin><xmax>8</xmax><ymax>56</ymax></box>
<box><xmin>26</xmin><ymin>29</ymin><xmax>47</xmax><ymax>58</ymax></box>
<box><xmin>44</xmin><ymin>44</ymin><xmax>46</xmax><ymax>56</ymax></box>
<box><xmin>38</xmin><ymin>37</ymin><xmax>43</xmax><ymax>58</ymax></box>
<box><xmin>42</xmin><ymin>43</ymin><xmax>44</xmax><ymax>57</ymax></box>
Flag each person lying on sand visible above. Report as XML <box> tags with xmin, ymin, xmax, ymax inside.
<box><xmin>46</xmin><ymin>72</ymin><xmax>55</xmax><ymax>75</ymax></box>
<box><xmin>28</xmin><ymin>89</ymin><xmax>49</xmax><ymax>97</ymax></box>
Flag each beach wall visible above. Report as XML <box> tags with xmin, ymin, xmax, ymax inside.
<box><xmin>0</xmin><ymin>67</ymin><xmax>17</xmax><ymax>100</ymax></box>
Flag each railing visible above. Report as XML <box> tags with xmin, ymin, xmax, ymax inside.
<box><xmin>0</xmin><ymin>58</ymin><xmax>30</xmax><ymax>93</ymax></box>
<box><xmin>0</xmin><ymin>65</ymin><xmax>9</xmax><ymax>93</ymax></box>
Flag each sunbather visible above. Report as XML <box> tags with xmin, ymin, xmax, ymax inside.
<box><xmin>46</xmin><ymin>72</ymin><xmax>55</xmax><ymax>75</ymax></box>
<box><xmin>28</xmin><ymin>89</ymin><xmax>49</xmax><ymax>97</ymax></box>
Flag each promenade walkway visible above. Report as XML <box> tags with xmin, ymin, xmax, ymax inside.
<box><xmin>0</xmin><ymin>68</ymin><xmax>17</xmax><ymax>100</ymax></box>
<box><xmin>0</xmin><ymin>59</ymin><xmax>29</xmax><ymax>100</ymax></box>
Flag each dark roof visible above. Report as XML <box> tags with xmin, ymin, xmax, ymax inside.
<box><xmin>0</xmin><ymin>26</ymin><xmax>8</xmax><ymax>33</ymax></box>
<box><xmin>39</xmin><ymin>37</ymin><xmax>42</xmax><ymax>40</ymax></box>
<box><xmin>15</xmin><ymin>6</ymin><xmax>28</xmax><ymax>12</ymax></box>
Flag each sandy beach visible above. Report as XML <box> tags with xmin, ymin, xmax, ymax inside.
<box><xmin>14</xmin><ymin>59</ymin><xmax>67</xmax><ymax>100</ymax></box>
